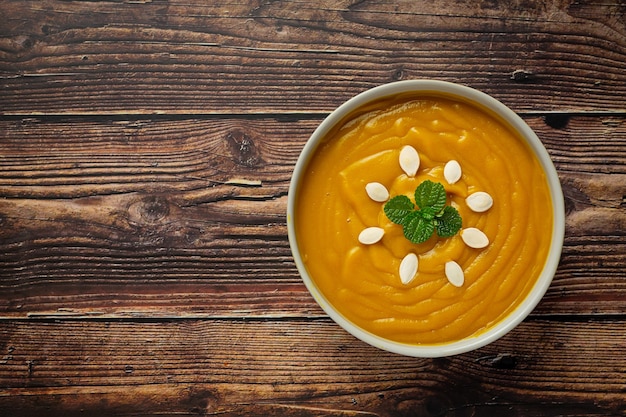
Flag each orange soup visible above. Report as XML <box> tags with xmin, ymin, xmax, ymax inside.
<box><xmin>295</xmin><ymin>94</ymin><xmax>553</xmax><ymax>345</ymax></box>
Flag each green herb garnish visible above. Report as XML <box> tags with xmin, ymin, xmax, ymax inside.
<box><xmin>383</xmin><ymin>180</ymin><xmax>462</xmax><ymax>244</ymax></box>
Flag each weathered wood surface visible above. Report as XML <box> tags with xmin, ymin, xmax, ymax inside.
<box><xmin>1</xmin><ymin>0</ymin><xmax>626</xmax><ymax>416</ymax></box>
<box><xmin>1</xmin><ymin>320</ymin><xmax>626</xmax><ymax>417</ymax></box>
<box><xmin>1</xmin><ymin>0</ymin><xmax>625</xmax><ymax>114</ymax></box>
<box><xmin>0</xmin><ymin>116</ymin><xmax>624</xmax><ymax>319</ymax></box>
<box><xmin>0</xmin><ymin>116</ymin><xmax>626</xmax><ymax>317</ymax></box>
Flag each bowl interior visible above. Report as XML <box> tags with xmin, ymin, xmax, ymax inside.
<box><xmin>287</xmin><ymin>80</ymin><xmax>564</xmax><ymax>357</ymax></box>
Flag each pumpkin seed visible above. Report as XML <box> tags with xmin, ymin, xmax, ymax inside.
<box><xmin>461</xmin><ymin>227</ymin><xmax>489</xmax><ymax>248</ymax></box>
<box><xmin>365</xmin><ymin>182</ymin><xmax>389</xmax><ymax>202</ymax></box>
<box><xmin>358</xmin><ymin>227</ymin><xmax>385</xmax><ymax>245</ymax></box>
<box><xmin>399</xmin><ymin>253</ymin><xmax>418</xmax><ymax>285</ymax></box>
<box><xmin>444</xmin><ymin>160</ymin><xmax>462</xmax><ymax>184</ymax></box>
<box><xmin>399</xmin><ymin>145</ymin><xmax>420</xmax><ymax>177</ymax></box>
<box><xmin>466</xmin><ymin>191</ymin><xmax>493</xmax><ymax>212</ymax></box>
<box><xmin>445</xmin><ymin>261</ymin><xmax>464</xmax><ymax>287</ymax></box>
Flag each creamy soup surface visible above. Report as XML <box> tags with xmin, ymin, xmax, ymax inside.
<box><xmin>295</xmin><ymin>94</ymin><xmax>553</xmax><ymax>345</ymax></box>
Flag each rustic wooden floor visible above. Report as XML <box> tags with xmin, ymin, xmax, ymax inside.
<box><xmin>1</xmin><ymin>1</ymin><xmax>625</xmax><ymax>416</ymax></box>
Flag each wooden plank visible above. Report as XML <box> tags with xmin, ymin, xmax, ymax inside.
<box><xmin>1</xmin><ymin>115</ymin><xmax>624</xmax><ymax>196</ymax></box>
<box><xmin>0</xmin><ymin>116</ymin><xmax>624</xmax><ymax>317</ymax></box>
<box><xmin>1</xmin><ymin>0</ymin><xmax>625</xmax><ymax>114</ymax></box>
<box><xmin>0</xmin><ymin>117</ymin><xmax>302</xmax><ymax>198</ymax></box>
<box><xmin>3</xmin><ymin>2</ymin><xmax>624</xmax><ymax>416</ymax></box>
<box><xmin>0</xmin><ymin>319</ymin><xmax>625</xmax><ymax>416</ymax></box>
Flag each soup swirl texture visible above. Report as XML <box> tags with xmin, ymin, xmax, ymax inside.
<box><xmin>295</xmin><ymin>95</ymin><xmax>553</xmax><ymax>345</ymax></box>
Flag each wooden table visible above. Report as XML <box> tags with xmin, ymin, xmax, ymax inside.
<box><xmin>1</xmin><ymin>1</ymin><xmax>625</xmax><ymax>415</ymax></box>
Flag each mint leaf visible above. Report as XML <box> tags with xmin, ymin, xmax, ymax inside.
<box><xmin>403</xmin><ymin>211</ymin><xmax>434</xmax><ymax>244</ymax></box>
<box><xmin>384</xmin><ymin>195</ymin><xmax>414</xmax><ymax>224</ymax></box>
<box><xmin>420</xmin><ymin>206</ymin><xmax>437</xmax><ymax>222</ymax></box>
<box><xmin>414</xmin><ymin>180</ymin><xmax>446</xmax><ymax>213</ymax></box>
<box><xmin>435</xmin><ymin>206</ymin><xmax>462</xmax><ymax>237</ymax></box>
<box><xmin>382</xmin><ymin>179</ymin><xmax>462</xmax><ymax>244</ymax></box>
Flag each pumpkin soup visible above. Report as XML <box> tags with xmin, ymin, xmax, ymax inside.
<box><xmin>295</xmin><ymin>94</ymin><xmax>553</xmax><ymax>345</ymax></box>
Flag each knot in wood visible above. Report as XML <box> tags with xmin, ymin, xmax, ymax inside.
<box><xmin>14</xmin><ymin>35</ymin><xmax>34</xmax><ymax>52</ymax></box>
<box><xmin>127</xmin><ymin>195</ymin><xmax>170</xmax><ymax>225</ymax></box>
<box><xmin>392</xmin><ymin>67</ymin><xmax>405</xmax><ymax>81</ymax></box>
<box><xmin>226</xmin><ymin>130</ymin><xmax>261</xmax><ymax>168</ymax></box>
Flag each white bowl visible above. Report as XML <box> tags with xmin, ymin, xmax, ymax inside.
<box><xmin>287</xmin><ymin>80</ymin><xmax>565</xmax><ymax>357</ymax></box>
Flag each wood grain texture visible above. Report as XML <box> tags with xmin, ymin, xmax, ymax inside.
<box><xmin>1</xmin><ymin>0</ymin><xmax>625</xmax><ymax>114</ymax></box>
<box><xmin>0</xmin><ymin>116</ymin><xmax>624</xmax><ymax>318</ymax></box>
<box><xmin>2</xmin><ymin>0</ymin><xmax>626</xmax><ymax>415</ymax></box>
<box><xmin>1</xmin><ymin>319</ymin><xmax>625</xmax><ymax>416</ymax></box>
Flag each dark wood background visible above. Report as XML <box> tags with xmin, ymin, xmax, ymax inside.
<box><xmin>1</xmin><ymin>1</ymin><xmax>625</xmax><ymax>416</ymax></box>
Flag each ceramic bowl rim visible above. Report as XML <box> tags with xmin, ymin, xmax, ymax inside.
<box><xmin>287</xmin><ymin>80</ymin><xmax>565</xmax><ymax>357</ymax></box>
